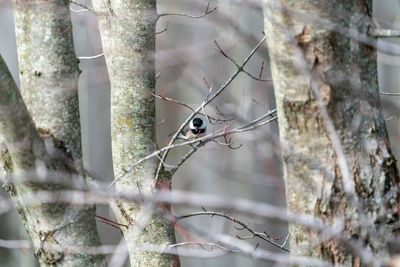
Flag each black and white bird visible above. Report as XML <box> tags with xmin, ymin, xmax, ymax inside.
<box><xmin>175</xmin><ymin>117</ymin><xmax>207</xmax><ymax>140</ymax></box>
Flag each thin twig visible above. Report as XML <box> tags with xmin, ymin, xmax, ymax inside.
<box><xmin>177</xmin><ymin>211</ymin><xmax>290</xmax><ymax>252</ymax></box>
<box><xmin>169</xmin><ymin>108</ymin><xmax>276</xmax><ymax>174</ymax></box>
<box><xmin>214</xmin><ymin>40</ymin><xmax>272</xmax><ymax>82</ymax></box>
<box><xmin>98</xmin><ymin>220</ymin><xmax>122</xmax><ymax>230</ymax></box>
<box><xmin>156</xmin><ymin>22</ymin><xmax>169</xmax><ymax>34</ymax></box>
<box><xmin>0</xmin><ymin>239</ymin><xmax>31</xmax><ymax>249</ymax></box>
<box><xmin>169</xmin><ymin>241</ymin><xmax>233</xmax><ymax>252</ymax></box>
<box><xmin>69</xmin><ymin>0</ymin><xmax>95</xmax><ymax>13</ymax></box>
<box><xmin>384</xmin><ymin>114</ymin><xmax>399</xmax><ymax>121</ymax></box>
<box><xmin>153</xmin><ymin>36</ymin><xmax>267</xmax><ymax>183</ymax></box>
<box><xmin>170</xmin><ymin>146</ymin><xmax>200</xmax><ymax>175</ymax></box>
<box><xmin>155</xmin><ymin>154</ymin><xmax>178</xmax><ymax>169</ymax></box>
<box><xmin>70</xmin><ymin>6</ymin><xmax>89</xmax><ymax>13</ymax></box>
<box><xmin>152</xmin><ymin>93</ymin><xmax>195</xmax><ymax>112</ymax></box>
<box><xmin>153</xmin><ymin>92</ymin><xmax>230</xmax><ymax>123</ymax></box>
<box><xmin>155</xmin><ymin>118</ymin><xmax>166</xmax><ymax>126</ymax></box>
<box><xmin>108</xmin><ymin>112</ymin><xmax>276</xmax><ymax>188</ymax></box>
<box><xmin>259</xmin><ymin>61</ymin><xmax>264</xmax><ymax>79</ymax></box>
<box><xmin>77</xmin><ymin>53</ymin><xmax>104</xmax><ymax>60</ymax></box>
<box><xmin>281</xmin><ymin>233</ymin><xmax>290</xmax><ymax>249</ymax></box>
<box><xmin>158</xmin><ymin>3</ymin><xmax>218</xmax><ymax>20</ymax></box>
<box><xmin>369</xmin><ymin>28</ymin><xmax>400</xmax><ymax>38</ymax></box>
<box><xmin>242</xmin><ymin>69</ymin><xmax>272</xmax><ymax>82</ymax></box>
<box><xmin>379</xmin><ymin>91</ymin><xmax>400</xmax><ymax>96</ymax></box>
<box><xmin>95</xmin><ymin>215</ymin><xmax>128</xmax><ymax>228</ymax></box>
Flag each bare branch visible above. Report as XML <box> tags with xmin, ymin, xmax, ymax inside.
<box><xmin>155</xmin><ymin>118</ymin><xmax>166</xmax><ymax>126</ymax></box>
<box><xmin>242</xmin><ymin>69</ymin><xmax>272</xmax><ymax>82</ymax></box>
<box><xmin>214</xmin><ymin>40</ymin><xmax>272</xmax><ymax>82</ymax></box>
<box><xmin>77</xmin><ymin>53</ymin><xmax>104</xmax><ymax>60</ymax></box>
<box><xmin>169</xmin><ymin>108</ymin><xmax>276</xmax><ymax>174</ymax></box>
<box><xmin>154</xmin><ymin>36</ymin><xmax>267</xmax><ymax>182</ymax></box>
<box><xmin>385</xmin><ymin>114</ymin><xmax>400</xmax><ymax>121</ymax></box>
<box><xmin>169</xmin><ymin>146</ymin><xmax>199</xmax><ymax>175</ymax></box>
<box><xmin>158</xmin><ymin>3</ymin><xmax>218</xmax><ymax>20</ymax></box>
<box><xmin>281</xmin><ymin>233</ymin><xmax>290</xmax><ymax>249</ymax></box>
<box><xmin>152</xmin><ymin>92</ymin><xmax>196</xmax><ymax>112</ymax></box>
<box><xmin>0</xmin><ymin>172</ymin><xmax>387</xmax><ymax>266</ymax></box>
<box><xmin>156</xmin><ymin>22</ymin><xmax>169</xmax><ymax>34</ymax></box>
<box><xmin>69</xmin><ymin>0</ymin><xmax>95</xmax><ymax>13</ymax></box>
<box><xmin>95</xmin><ymin>215</ymin><xmax>128</xmax><ymax>228</ymax></box>
<box><xmin>153</xmin><ymin>91</ymin><xmax>230</xmax><ymax>124</ymax></box>
<box><xmin>0</xmin><ymin>235</ymin><xmax>333</xmax><ymax>266</ymax></box>
<box><xmin>369</xmin><ymin>28</ymin><xmax>400</xmax><ymax>38</ymax></box>
<box><xmin>259</xmin><ymin>61</ymin><xmax>264</xmax><ymax>79</ymax></box>
<box><xmin>169</xmin><ymin>241</ymin><xmax>233</xmax><ymax>252</ymax></box>
<box><xmin>109</xmin><ymin>109</ymin><xmax>277</xmax><ymax>188</ymax></box>
<box><xmin>97</xmin><ymin>219</ymin><xmax>122</xmax><ymax>230</ymax></box>
<box><xmin>177</xmin><ymin>211</ymin><xmax>290</xmax><ymax>252</ymax></box>
<box><xmin>0</xmin><ymin>239</ymin><xmax>31</xmax><ymax>249</ymax></box>
<box><xmin>70</xmin><ymin>6</ymin><xmax>89</xmax><ymax>13</ymax></box>
<box><xmin>0</xmin><ymin>186</ymin><xmax>362</xmax><ymax>265</ymax></box>
<box><xmin>379</xmin><ymin>91</ymin><xmax>400</xmax><ymax>96</ymax></box>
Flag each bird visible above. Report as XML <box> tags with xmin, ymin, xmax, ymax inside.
<box><xmin>171</xmin><ymin>117</ymin><xmax>207</xmax><ymax>140</ymax></box>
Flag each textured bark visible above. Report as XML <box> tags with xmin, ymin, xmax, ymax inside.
<box><xmin>263</xmin><ymin>0</ymin><xmax>399</xmax><ymax>265</ymax></box>
<box><xmin>92</xmin><ymin>1</ymin><xmax>178</xmax><ymax>266</ymax></box>
<box><xmin>0</xmin><ymin>55</ymin><xmax>105</xmax><ymax>266</ymax></box>
<box><xmin>1</xmin><ymin>0</ymin><xmax>107</xmax><ymax>265</ymax></box>
<box><xmin>14</xmin><ymin>0</ymin><xmax>81</xmax><ymax>160</ymax></box>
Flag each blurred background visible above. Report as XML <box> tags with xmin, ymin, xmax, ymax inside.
<box><xmin>0</xmin><ymin>0</ymin><xmax>399</xmax><ymax>266</ymax></box>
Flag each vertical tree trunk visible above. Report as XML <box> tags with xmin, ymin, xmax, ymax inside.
<box><xmin>92</xmin><ymin>0</ymin><xmax>178</xmax><ymax>266</ymax></box>
<box><xmin>263</xmin><ymin>0</ymin><xmax>399</xmax><ymax>265</ymax></box>
<box><xmin>0</xmin><ymin>0</ymin><xmax>107</xmax><ymax>265</ymax></box>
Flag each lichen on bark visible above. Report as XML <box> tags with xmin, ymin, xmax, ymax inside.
<box><xmin>92</xmin><ymin>0</ymin><xmax>178</xmax><ymax>265</ymax></box>
<box><xmin>0</xmin><ymin>0</ymin><xmax>107</xmax><ymax>265</ymax></box>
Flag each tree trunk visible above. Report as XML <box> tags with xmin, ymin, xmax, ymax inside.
<box><xmin>0</xmin><ymin>0</ymin><xmax>106</xmax><ymax>265</ymax></box>
<box><xmin>92</xmin><ymin>0</ymin><xmax>178</xmax><ymax>266</ymax></box>
<box><xmin>263</xmin><ymin>0</ymin><xmax>399</xmax><ymax>265</ymax></box>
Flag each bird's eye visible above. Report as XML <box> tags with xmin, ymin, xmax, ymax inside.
<box><xmin>192</xmin><ymin>118</ymin><xmax>203</xmax><ymax>127</ymax></box>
